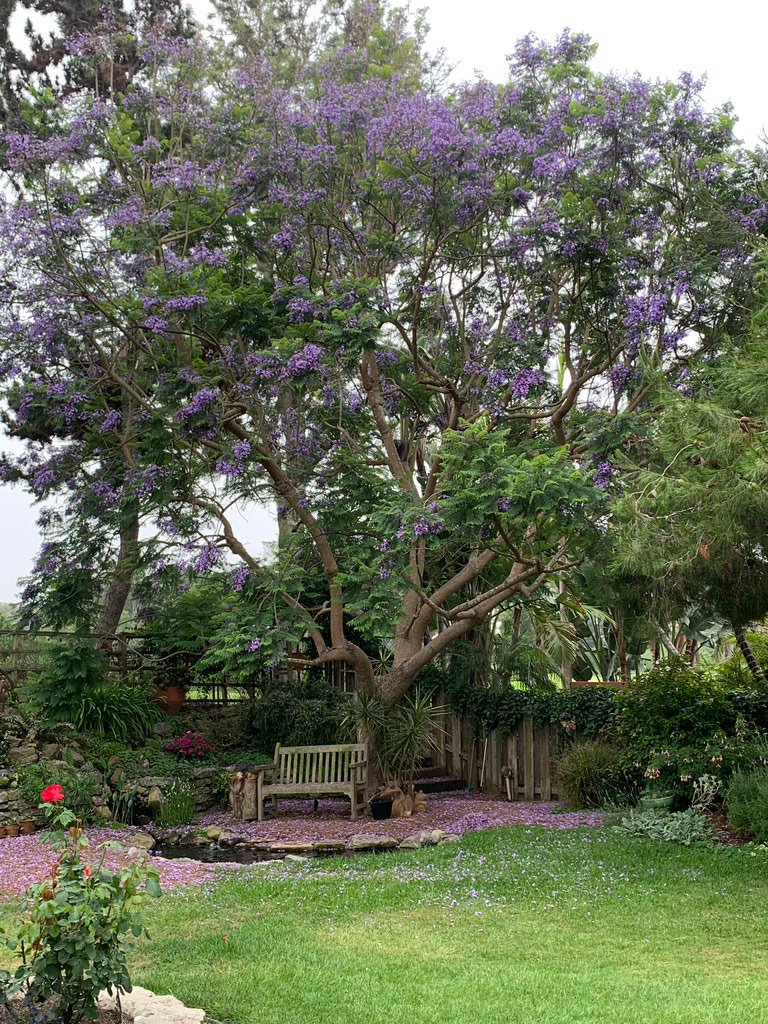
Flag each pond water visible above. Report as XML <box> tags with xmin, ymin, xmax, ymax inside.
<box><xmin>151</xmin><ymin>843</ymin><xmax>274</xmax><ymax>864</ymax></box>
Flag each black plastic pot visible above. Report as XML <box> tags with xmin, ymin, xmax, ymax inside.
<box><xmin>369</xmin><ymin>796</ymin><xmax>393</xmax><ymax>820</ymax></box>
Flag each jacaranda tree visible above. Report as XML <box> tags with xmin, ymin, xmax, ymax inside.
<box><xmin>0</xmin><ymin>14</ymin><xmax>763</xmax><ymax>697</ymax></box>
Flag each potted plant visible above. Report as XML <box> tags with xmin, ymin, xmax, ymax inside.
<box><xmin>6</xmin><ymin>819</ymin><xmax>21</xmax><ymax>837</ymax></box>
<box><xmin>152</xmin><ymin>681</ymin><xmax>186</xmax><ymax>716</ymax></box>
<box><xmin>0</xmin><ymin>822</ymin><xmax>6</xmax><ymax>839</ymax></box>
<box><xmin>638</xmin><ymin>788</ymin><xmax>674</xmax><ymax>812</ymax></box>
<box><xmin>18</xmin><ymin>817</ymin><xmax>36</xmax><ymax>835</ymax></box>
<box><xmin>369</xmin><ymin>792</ymin><xmax>394</xmax><ymax>820</ymax></box>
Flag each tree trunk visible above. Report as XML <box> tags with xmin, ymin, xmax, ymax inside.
<box><xmin>734</xmin><ymin>630</ymin><xmax>766</xmax><ymax>684</ymax></box>
<box><xmin>95</xmin><ymin>519</ymin><xmax>140</xmax><ymax>642</ymax></box>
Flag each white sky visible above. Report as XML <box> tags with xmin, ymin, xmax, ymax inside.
<box><xmin>1</xmin><ymin>0</ymin><xmax>767</xmax><ymax>601</ymax></box>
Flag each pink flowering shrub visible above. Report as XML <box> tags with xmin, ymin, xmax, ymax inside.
<box><xmin>166</xmin><ymin>731</ymin><xmax>210</xmax><ymax>759</ymax></box>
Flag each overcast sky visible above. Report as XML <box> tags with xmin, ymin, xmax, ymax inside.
<box><xmin>1</xmin><ymin>0</ymin><xmax>767</xmax><ymax>601</ymax></box>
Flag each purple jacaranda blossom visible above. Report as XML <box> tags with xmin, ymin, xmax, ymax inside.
<box><xmin>592</xmin><ymin>460</ymin><xmax>613</xmax><ymax>489</ymax></box>
<box><xmin>98</xmin><ymin>409</ymin><xmax>121</xmax><ymax>433</ymax></box>
<box><xmin>194</xmin><ymin>541</ymin><xmax>220</xmax><ymax>572</ymax></box>
<box><xmin>511</xmin><ymin>369</ymin><xmax>545</xmax><ymax>399</ymax></box>
<box><xmin>245</xmin><ymin>637</ymin><xmax>261</xmax><ymax>652</ymax></box>
<box><xmin>287</xmin><ymin>343</ymin><xmax>323</xmax><ymax>374</ymax></box>
<box><xmin>176</xmin><ymin>387</ymin><xmax>219</xmax><ymax>421</ymax></box>
<box><xmin>287</xmin><ymin>297</ymin><xmax>316</xmax><ymax>323</ymax></box>
<box><xmin>231</xmin><ymin>564</ymin><xmax>250</xmax><ymax>591</ymax></box>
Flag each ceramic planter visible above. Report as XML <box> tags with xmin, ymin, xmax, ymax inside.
<box><xmin>5</xmin><ymin>823</ymin><xmax>20</xmax><ymax>837</ymax></box>
<box><xmin>639</xmin><ymin>794</ymin><xmax>674</xmax><ymax>812</ymax></box>
<box><xmin>18</xmin><ymin>819</ymin><xmax>36</xmax><ymax>835</ymax></box>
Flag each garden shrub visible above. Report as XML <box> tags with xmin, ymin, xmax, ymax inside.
<box><xmin>556</xmin><ymin>741</ymin><xmax>639</xmax><ymax>808</ymax></box>
<box><xmin>243</xmin><ymin>673</ymin><xmax>346</xmax><ymax>751</ymax></box>
<box><xmin>23</xmin><ymin>641</ymin><xmax>159</xmax><ymax>741</ymax></box>
<box><xmin>613</xmin><ymin>658</ymin><xmax>762</xmax><ymax>803</ymax></box>
<box><xmin>0</xmin><ymin>789</ymin><xmax>160</xmax><ymax>1024</ymax></box>
<box><xmin>89</xmin><ymin>740</ymin><xmax>192</xmax><ymax>781</ymax></box>
<box><xmin>616</xmin><ymin>658</ymin><xmax>734</xmax><ymax>749</ymax></box>
<box><xmin>614</xmin><ymin>808</ymin><xmax>716</xmax><ymax>846</ymax></box>
<box><xmin>726</xmin><ymin>769</ymin><xmax>768</xmax><ymax>842</ymax></box>
<box><xmin>640</xmin><ymin>731</ymin><xmax>768</xmax><ymax>805</ymax></box>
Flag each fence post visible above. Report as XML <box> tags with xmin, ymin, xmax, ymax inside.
<box><xmin>523</xmin><ymin>715</ymin><xmax>535</xmax><ymax>801</ymax></box>
<box><xmin>11</xmin><ymin>632</ymin><xmax>20</xmax><ymax>690</ymax></box>
<box><xmin>540</xmin><ymin>721</ymin><xmax>552</xmax><ymax>800</ymax></box>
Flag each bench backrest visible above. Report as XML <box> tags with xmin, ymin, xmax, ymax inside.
<box><xmin>273</xmin><ymin>743</ymin><xmax>368</xmax><ymax>786</ymax></box>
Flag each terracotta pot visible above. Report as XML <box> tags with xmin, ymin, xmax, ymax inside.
<box><xmin>0</xmin><ymin>825</ymin><xmax>6</xmax><ymax>839</ymax></box>
<box><xmin>153</xmin><ymin>683</ymin><xmax>186</xmax><ymax>716</ymax></box>
<box><xmin>18</xmin><ymin>819</ymin><xmax>36</xmax><ymax>835</ymax></box>
<box><xmin>5</xmin><ymin>823</ymin><xmax>20</xmax><ymax>837</ymax></box>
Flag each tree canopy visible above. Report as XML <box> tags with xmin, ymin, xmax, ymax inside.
<box><xmin>0</xmin><ymin>11</ymin><xmax>764</xmax><ymax>694</ymax></box>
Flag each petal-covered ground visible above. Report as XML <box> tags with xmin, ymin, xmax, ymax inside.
<box><xmin>0</xmin><ymin>796</ymin><xmax>602</xmax><ymax>898</ymax></box>
<box><xmin>0</xmin><ymin>828</ymin><xmax>222</xmax><ymax>898</ymax></box>
<box><xmin>200</xmin><ymin>792</ymin><xmax>603</xmax><ymax>844</ymax></box>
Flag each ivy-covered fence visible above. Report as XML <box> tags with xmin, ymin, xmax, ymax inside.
<box><xmin>428</xmin><ymin>685</ymin><xmax>618</xmax><ymax>798</ymax></box>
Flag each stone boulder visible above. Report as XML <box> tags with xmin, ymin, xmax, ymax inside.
<box><xmin>348</xmin><ymin>833</ymin><xmax>399</xmax><ymax>851</ymax></box>
<box><xmin>98</xmin><ymin>986</ymin><xmax>205</xmax><ymax>1024</ymax></box>
<box><xmin>130</xmin><ymin>831</ymin><xmax>156</xmax><ymax>851</ymax></box>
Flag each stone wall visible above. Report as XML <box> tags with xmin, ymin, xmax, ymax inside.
<box><xmin>0</xmin><ymin>709</ymin><xmax>226</xmax><ymax>825</ymax></box>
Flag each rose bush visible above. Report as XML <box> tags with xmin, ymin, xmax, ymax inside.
<box><xmin>0</xmin><ymin>786</ymin><xmax>161</xmax><ymax>1024</ymax></box>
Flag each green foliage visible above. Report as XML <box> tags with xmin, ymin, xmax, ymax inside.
<box><xmin>556</xmin><ymin>741</ymin><xmax>639</xmax><ymax>809</ymax></box>
<box><xmin>616</xmin><ymin>658</ymin><xmax>768</xmax><ymax>801</ymax></box>
<box><xmin>17</xmin><ymin>762</ymin><xmax>96</xmax><ymax>823</ymax></box>
<box><xmin>616</xmin><ymin>659</ymin><xmax>734</xmax><ymax>750</ymax></box>
<box><xmin>242</xmin><ymin>675</ymin><xmax>345</xmax><ymax>752</ymax></box>
<box><xmin>717</xmin><ymin>632</ymin><xmax>768</xmax><ymax>689</ymax></box>
<box><xmin>89</xmin><ymin>741</ymin><xmax>191</xmax><ymax>782</ymax></box>
<box><xmin>0</xmin><ymin>802</ymin><xmax>160</xmax><ymax>1024</ymax></box>
<box><xmin>23</xmin><ymin>641</ymin><xmax>159</xmax><ymax>742</ymax></box>
<box><xmin>641</xmin><ymin>732</ymin><xmax>768</xmax><ymax>803</ymax></box>
<box><xmin>341</xmin><ymin>689</ymin><xmax>442</xmax><ymax>788</ymax></box>
<box><xmin>428</xmin><ymin>671</ymin><xmax>618</xmax><ymax>738</ymax></box>
<box><xmin>155</xmin><ymin>780</ymin><xmax>196</xmax><ymax>827</ymax></box>
<box><xmin>614</xmin><ymin>808</ymin><xmax>717</xmax><ymax>846</ymax></box>
<box><xmin>726</xmin><ymin>770</ymin><xmax>768</xmax><ymax>842</ymax></box>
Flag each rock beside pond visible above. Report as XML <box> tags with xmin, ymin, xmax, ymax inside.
<box><xmin>398</xmin><ymin>834</ymin><xmax>423</xmax><ymax>850</ymax></box>
<box><xmin>205</xmin><ymin>825</ymin><xmax>222</xmax><ymax>840</ymax></box>
<box><xmin>348</xmin><ymin>833</ymin><xmax>399</xmax><ymax>851</ymax></box>
<box><xmin>284</xmin><ymin>854</ymin><xmax>309</xmax><ymax>864</ymax></box>
<box><xmin>147</xmin><ymin>786</ymin><xmax>164</xmax><ymax>810</ymax></box>
<box><xmin>439</xmin><ymin>833</ymin><xmax>460</xmax><ymax>844</ymax></box>
<box><xmin>131</xmin><ymin>831</ymin><xmax>156</xmax><ymax>851</ymax></box>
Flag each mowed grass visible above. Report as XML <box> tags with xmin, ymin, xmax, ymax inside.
<box><xmin>126</xmin><ymin>827</ymin><xmax>768</xmax><ymax>1024</ymax></box>
<box><xmin>2</xmin><ymin>827</ymin><xmax>767</xmax><ymax>1023</ymax></box>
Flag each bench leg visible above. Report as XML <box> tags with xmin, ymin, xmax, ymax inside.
<box><xmin>272</xmin><ymin>795</ymin><xmax>279</xmax><ymax>818</ymax></box>
<box><xmin>350</xmin><ymin>789</ymin><xmax>357</xmax><ymax>821</ymax></box>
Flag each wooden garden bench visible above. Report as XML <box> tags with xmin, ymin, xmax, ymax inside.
<box><xmin>232</xmin><ymin>743</ymin><xmax>369</xmax><ymax>822</ymax></box>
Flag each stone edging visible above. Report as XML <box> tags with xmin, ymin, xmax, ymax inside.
<box><xmin>137</xmin><ymin>825</ymin><xmax>461</xmax><ymax>858</ymax></box>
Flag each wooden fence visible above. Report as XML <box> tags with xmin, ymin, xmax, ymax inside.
<box><xmin>0</xmin><ymin>629</ymin><xmax>349</xmax><ymax>707</ymax></box>
<box><xmin>431</xmin><ymin>697</ymin><xmax>564</xmax><ymax>800</ymax></box>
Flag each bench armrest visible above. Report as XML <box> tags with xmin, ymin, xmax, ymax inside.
<box><xmin>350</xmin><ymin>758</ymin><xmax>368</xmax><ymax>769</ymax></box>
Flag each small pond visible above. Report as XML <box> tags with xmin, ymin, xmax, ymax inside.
<box><xmin>151</xmin><ymin>843</ymin><xmax>275</xmax><ymax>865</ymax></box>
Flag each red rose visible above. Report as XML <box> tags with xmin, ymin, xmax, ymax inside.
<box><xmin>84</xmin><ymin>867</ymin><xmax>91</xmax><ymax>878</ymax></box>
<box><xmin>41</xmin><ymin>784</ymin><xmax>64</xmax><ymax>803</ymax></box>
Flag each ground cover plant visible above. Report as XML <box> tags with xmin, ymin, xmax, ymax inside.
<box><xmin>21</xmin><ymin>826</ymin><xmax>765</xmax><ymax>1024</ymax></box>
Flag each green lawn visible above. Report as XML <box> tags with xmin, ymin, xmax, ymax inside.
<box><xmin>124</xmin><ymin>827</ymin><xmax>768</xmax><ymax>1024</ymax></box>
<box><xmin>2</xmin><ymin>827</ymin><xmax>767</xmax><ymax>1023</ymax></box>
